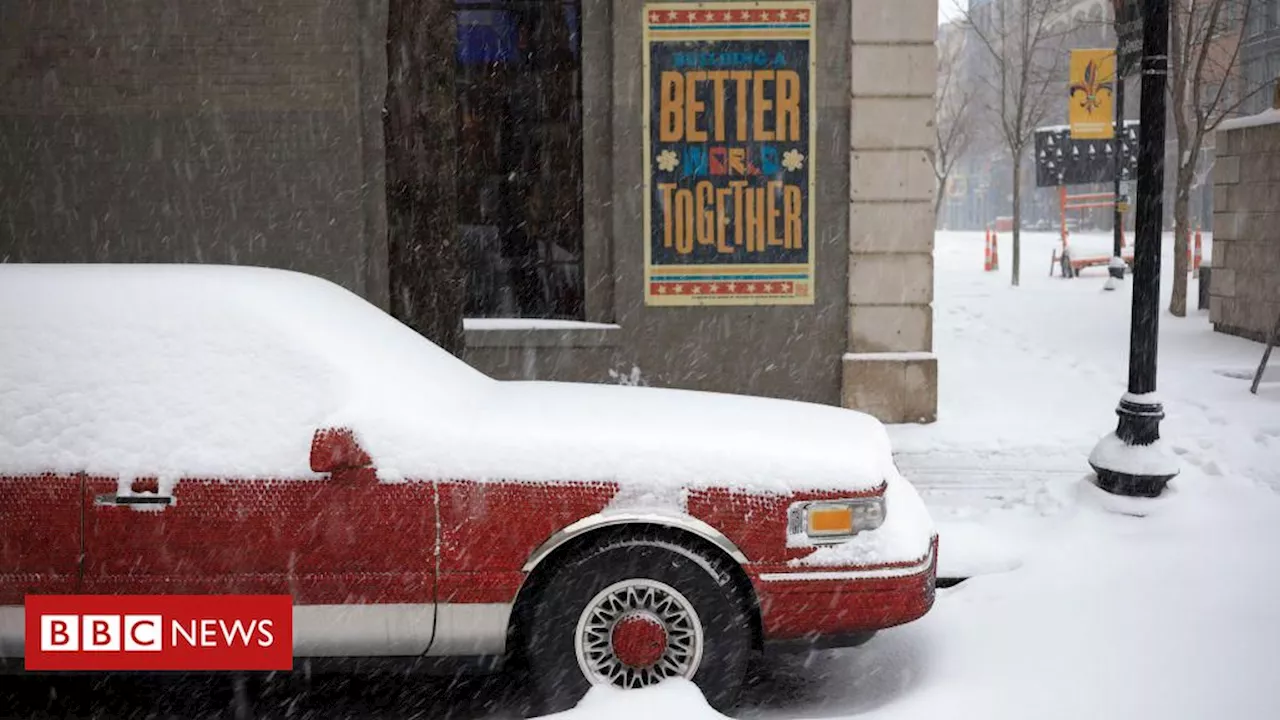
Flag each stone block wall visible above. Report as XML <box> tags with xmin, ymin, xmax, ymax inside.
<box><xmin>1211</xmin><ymin>118</ymin><xmax>1280</xmax><ymax>342</ymax></box>
<box><xmin>841</xmin><ymin>0</ymin><xmax>938</xmax><ymax>423</ymax></box>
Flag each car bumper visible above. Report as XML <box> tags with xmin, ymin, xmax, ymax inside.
<box><xmin>750</xmin><ymin>535</ymin><xmax>938</xmax><ymax>645</ymax></box>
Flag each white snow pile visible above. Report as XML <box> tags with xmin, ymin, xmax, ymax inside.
<box><xmin>1217</xmin><ymin>107</ymin><xmax>1280</xmax><ymax>132</ymax></box>
<box><xmin>0</xmin><ymin>265</ymin><xmax>900</xmax><ymax>496</ymax></box>
<box><xmin>540</xmin><ymin>680</ymin><xmax>729</xmax><ymax>720</ymax></box>
<box><xmin>1087</xmin><ymin>432</ymin><xmax>1180</xmax><ymax>477</ymax></box>
<box><xmin>463</xmin><ymin>318</ymin><xmax>620</xmax><ymax>331</ymax></box>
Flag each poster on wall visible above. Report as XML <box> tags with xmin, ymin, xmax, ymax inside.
<box><xmin>643</xmin><ymin>2</ymin><xmax>816</xmax><ymax>307</ymax></box>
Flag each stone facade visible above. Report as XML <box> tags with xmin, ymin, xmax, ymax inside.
<box><xmin>2</xmin><ymin>0</ymin><xmax>939</xmax><ymax>424</ymax></box>
<box><xmin>1210</xmin><ymin>115</ymin><xmax>1280</xmax><ymax>343</ymax></box>
<box><xmin>842</xmin><ymin>0</ymin><xmax>939</xmax><ymax>423</ymax></box>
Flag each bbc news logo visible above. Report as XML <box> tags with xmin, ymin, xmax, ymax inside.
<box><xmin>40</xmin><ymin>613</ymin><xmax>275</xmax><ymax>652</ymax></box>
<box><xmin>25</xmin><ymin>595</ymin><xmax>292</xmax><ymax>671</ymax></box>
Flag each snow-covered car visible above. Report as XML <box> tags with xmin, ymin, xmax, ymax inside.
<box><xmin>0</xmin><ymin>265</ymin><xmax>937</xmax><ymax>711</ymax></box>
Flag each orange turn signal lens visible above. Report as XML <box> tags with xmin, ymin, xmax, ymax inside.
<box><xmin>807</xmin><ymin>505</ymin><xmax>855</xmax><ymax>535</ymax></box>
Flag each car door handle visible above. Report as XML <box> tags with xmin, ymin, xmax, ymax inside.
<box><xmin>95</xmin><ymin>493</ymin><xmax>173</xmax><ymax>507</ymax></box>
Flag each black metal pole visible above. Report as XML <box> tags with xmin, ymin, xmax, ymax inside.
<box><xmin>1110</xmin><ymin>65</ymin><xmax>1126</xmax><ymax>281</ymax></box>
<box><xmin>1128</xmin><ymin>0</ymin><xmax>1166</xmax><ymax>399</ymax></box>
<box><xmin>1089</xmin><ymin>0</ymin><xmax>1177</xmax><ymax>497</ymax></box>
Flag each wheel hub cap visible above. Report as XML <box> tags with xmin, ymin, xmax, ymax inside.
<box><xmin>574</xmin><ymin>578</ymin><xmax>704</xmax><ymax>689</ymax></box>
<box><xmin>610</xmin><ymin>612</ymin><xmax>668</xmax><ymax>668</ymax></box>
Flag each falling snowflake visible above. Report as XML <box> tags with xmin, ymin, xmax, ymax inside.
<box><xmin>782</xmin><ymin>149</ymin><xmax>806</xmax><ymax>172</ymax></box>
<box><xmin>656</xmin><ymin>149</ymin><xmax>679</xmax><ymax>172</ymax></box>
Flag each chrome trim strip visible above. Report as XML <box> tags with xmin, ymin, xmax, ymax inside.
<box><xmin>521</xmin><ymin>511</ymin><xmax>749</xmax><ymax>573</ymax></box>
<box><xmin>0</xmin><ymin>606</ymin><xmax>23</xmax><ymax>658</ymax></box>
<box><xmin>758</xmin><ymin>548</ymin><xmax>935</xmax><ymax>582</ymax></box>
<box><xmin>294</xmin><ymin>603</ymin><xmax>435</xmax><ymax>657</ymax></box>
<box><xmin>428</xmin><ymin>603</ymin><xmax>511</xmax><ymax>656</ymax></box>
<box><xmin>293</xmin><ymin>603</ymin><xmax>514</xmax><ymax>657</ymax></box>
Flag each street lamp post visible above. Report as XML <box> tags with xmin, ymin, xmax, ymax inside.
<box><xmin>1089</xmin><ymin>0</ymin><xmax>1178</xmax><ymax>497</ymax></box>
<box><xmin>1108</xmin><ymin>6</ymin><xmax>1126</xmax><ymax>285</ymax></box>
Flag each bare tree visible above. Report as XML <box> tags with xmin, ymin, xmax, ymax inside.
<box><xmin>1167</xmin><ymin>0</ymin><xmax>1272</xmax><ymax>316</ymax></box>
<box><xmin>933</xmin><ymin>26</ymin><xmax>977</xmax><ymax>221</ymax></box>
<box><xmin>384</xmin><ymin>0</ymin><xmax>465</xmax><ymax>355</ymax></box>
<box><xmin>961</xmin><ymin>0</ymin><xmax>1069</xmax><ymax>286</ymax></box>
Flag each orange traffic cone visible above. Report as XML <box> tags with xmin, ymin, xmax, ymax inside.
<box><xmin>990</xmin><ymin>229</ymin><xmax>1000</xmax><ymax>271</ymax></box>
<box><xmin>984</xmin><ymin>228</ymin><xmax>993</xmax><ymax>271</ymax></box>
<box><xmin>1193</xmin><ymin>228</ymin><xmax>1203</xmax><ymax>278</ymax></box>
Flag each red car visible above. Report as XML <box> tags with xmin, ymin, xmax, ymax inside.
<box><xmin>0</xmin><ymin>265</ymin><xmax>937</xmax><ymax>711</ymax></box>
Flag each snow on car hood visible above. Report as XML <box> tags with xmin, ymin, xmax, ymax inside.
<box><xmin>356</xmin><ymin>380</ymin><xmax>898</xmax><ymax>495</ymax></box>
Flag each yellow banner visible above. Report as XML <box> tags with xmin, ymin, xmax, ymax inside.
<box><xmin>1069</xmin><ymin>49</ymin><xmax>1116</xmax><ymax>140</ymax></box>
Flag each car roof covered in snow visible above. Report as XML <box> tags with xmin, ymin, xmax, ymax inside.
<box><xmin>0</xmin><ymin>264</ymin><xmax>487</xmax><ymax>481</ymax></box>
<box><xmin>0</xmin><ymin>264</ymin><xmax>897</xmax><ymax>497</ymax></box>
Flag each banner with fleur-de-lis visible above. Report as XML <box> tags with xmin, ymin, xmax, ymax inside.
<box><xmin>1069</xmin><ymin>49</ymin><xmax>1116</xmax><ymax>140</ymax></box>
<box><xmin>642</xmin><ymin>2</ymin><xmax>816</xmax><ymax>306</ymax></box>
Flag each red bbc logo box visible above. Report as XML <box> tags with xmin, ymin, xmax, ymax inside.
<box><xmin>24</xmin><ymin>595</ymin><xmax>292</xmax><ymax>671</ymax></box>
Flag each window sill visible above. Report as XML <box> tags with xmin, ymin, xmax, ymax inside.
<box><xmin>463</xmin><ymin>318</ymin><xmax>621</xmax><ymax>349</ymax></box>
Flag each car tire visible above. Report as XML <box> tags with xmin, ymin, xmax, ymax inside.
<box><xmin>524</xmin><ymin>533</ymin><xmax>752</xmax><ymax>715</ymax></box>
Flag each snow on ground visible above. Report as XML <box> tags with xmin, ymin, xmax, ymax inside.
<box><xmin>543</xmin><ymin>681</ymin><xmax>730</xmax><ymax>719</ymax></box>
<box><xmin>541</xmin><ymin>229</ymin><xmax>1280</xmax><ymax>719</ymax></box>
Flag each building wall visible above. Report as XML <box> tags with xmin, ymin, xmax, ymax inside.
<box><xmin>0</xmin><ymin>0</ymin><xmax>389</xmax><ymax>307</ymax></box>
<box><xmin>1210</xmin><ymin>118</ymin><xmax>1280</xmax><ymax>342</ymax></box>
<box><xmin>1240</xmin><ymin>0</ymin><xmax>1280</xmax><ymax>116</ymax></box>
<box><xmin>468</xmin><ymin>0</ymin><xmax>857</xmax><ymax>409</ymax></box>
<box><xmin>468</xmin><ymin>0</ymin><xmax>939</xmax><ymax>421</ymax></box>
<box><xmin>842</xmin><ymin>0</ymin><xmax>938</xmax><ymax>422</ymax></box>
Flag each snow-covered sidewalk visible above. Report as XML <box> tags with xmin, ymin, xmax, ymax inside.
<box><xmin>897</xmin><ymin>230</ymin><xmax>1279</xmax><ymax>577</ymax></box>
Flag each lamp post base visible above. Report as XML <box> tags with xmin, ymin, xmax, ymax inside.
<box><xmin>1109</xmin><ymin>255</ymin><xmax>1128</xmax><ymax>279</ymax></box>
<box><xmin>1090</xmin><ymin>465</ymin><xmax>1174</xmax><ymax>498</ymax></box>
<box><xmin>1088</xmin><ymin>396</ymin><xmax>1179</xmax><ymax>498</ymax></box>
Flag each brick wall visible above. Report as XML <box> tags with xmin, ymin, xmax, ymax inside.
<box><xmin>0</xmin><ymin>0</ymin><xmax>388</xmax><ymax>307</ymax></box>
<box><xmin>1210</xmin><ymin>118</ymin><xmax>1280</xmax><ymax>342</ymax></box>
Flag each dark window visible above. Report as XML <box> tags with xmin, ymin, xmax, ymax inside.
<box><xmin>455</xmin><ymin>0</ymin><xmax>585</xmax><ymax>319</ymax></box>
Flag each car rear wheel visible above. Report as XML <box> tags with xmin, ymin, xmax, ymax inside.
<box><xmin>524</xmin><ymin>534</ymin><xmax>751</xmax><ymax>714</ymax></box>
